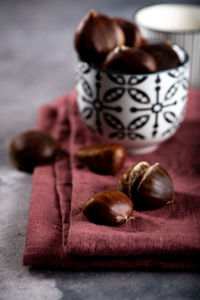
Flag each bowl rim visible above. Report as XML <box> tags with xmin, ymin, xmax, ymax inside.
<box><xmin>77</xmin><ymin>43</ymin><xmax>189</xmax><ymax>77</ymax></box>
<box><xmin>134</xmin><ymin>3</ymin><xmax>200</xmax><ymax>34</ymax></box>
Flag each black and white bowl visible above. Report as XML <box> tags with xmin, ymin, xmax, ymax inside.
<box><xmin>75</xmin><ymin>44</ymin><xmax>189</xmax><ymax>154</ymax></box>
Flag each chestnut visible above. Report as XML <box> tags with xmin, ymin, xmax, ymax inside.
<box><xmin>74</xmin><ymin>10</ymin><xmax>125</xmax><ymax>66</ymax></box>
<box><xmin>118</xmin><ymin>161</ymin><xmax>150</xmax><ymax>196</ymax></box>
<box><xmin>140</xmin><ymin>43</ymin><xmax>180</xmax><ymax>71</ymax></box>
<box><xmin>82</xmin><ymin>190</ymin><xmax>134</xmax><ymax>226</ymax></box>
<box><xmin>103</xmin><ymin>45</ymin><xmax>157</xmax><ymax>74</ymax></box>
<box><xmin>118</xmin><ymin>161</ymin><xmax>174</xmax><ymax>210</ymax></box>
<box><xmin>10</xmin><ymin>130</ymin><xmax>60</xmax><ymax>173</ymax></box>
<box><xmin>76</xmin><ymin>143</ymin><xmax>126</xmax><ymax>175</ymax></box>
<box><xmin>112</xmin><ymin>17</ymin><xmax>147</xmax><ymax>47</ymax></box>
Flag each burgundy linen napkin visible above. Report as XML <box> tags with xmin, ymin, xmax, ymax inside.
<box><xmin>23</xmin><ymin>89</ymin><xmax>200</xmax><ymax>270</ymax></box>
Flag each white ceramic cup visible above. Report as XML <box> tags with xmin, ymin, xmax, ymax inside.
<box><xmin>76</xmin><ymin>44</ymin><xmax>189</xmax><ymax>154</ymax></box>
<box><xmin>134</xmin><ymin>3</ymin><xmax>200</xmax><ymax>88</ymax></box>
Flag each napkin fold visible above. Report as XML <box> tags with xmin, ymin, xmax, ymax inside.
<box><xmin>23</xmin><ymin>89</ymin><xmax>200</xmax><ymax>270</ymax></box>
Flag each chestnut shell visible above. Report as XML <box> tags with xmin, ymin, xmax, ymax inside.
<box><xmin>118</xmin><ymin>161</ymin><xmax>174</xmax><ymax>210</ymax></box>
<box><xmin>10</xmin><ymin>130</ymin><xmax>60</xmax><ymax>173</ymax></box>
<box><xmin>76</xmin><ymin>143</ymin><xmax>126</xmax><ymax>175</ymax></box>
<box><xmin>82</xmin><ymin>190</ymin><xmax>134</xmax><ymax>226</ymax></box>
<box><xmin>133</xmin><ymin>163</ymin><xmax>174</xmax><ymax>210</ymax></box>
<box><xmin>112</xmin><ymin>17</ymin><xmax>146</xmax><ymax>47</ymax></box>
<box><xmin>103</xmin><ymin>46</ymin><xmax>157</xmax><ymax>74</ymax></box>
<box><xmin>74</xmin><ymin>10</ymin><xmax>125</xmax><ymax>66</ymax></box>
<box><xmin>140</xmin><ymin>43</ymin><xmax>180</xmax><ymax>71</ymax></box>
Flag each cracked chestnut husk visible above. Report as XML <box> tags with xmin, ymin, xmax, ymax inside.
<box><xmin>76</xmin><ymin>143</ymin><xmax>126</xmax><ymax>175</ymax></box>
<box><xmin>74</xmin><ymin>10</ymin><xmax>125</xmax><ymax>66</ymax></box>
<box><xmin>82</xmin><ymin>190</ymin><xmax>134</xmax><ymax>226</ymax></box>
<box><xmin>10</xmin><ymin>130</ymin><xmax>60</xmax><ymax>173</ymax></box>
<box><xmin>103</xmin><ymin>45</ymin><xmax>157</xmax><ymax>74</ymax></box>
<box><xmin>112</xmin><ymin>17</ymin><xmax>147</xmax><ymax>47</ymax></box>
<box><xmin>140</xmin><ymin>43</ymin><xmax>180</xmax><ymax>71</ymax></box>
<box><xmin>118</xmin><ymin>161</ymin><xmax>174</xmax><ymax>210</ymax></box>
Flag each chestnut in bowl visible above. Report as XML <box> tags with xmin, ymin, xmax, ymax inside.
<box><xmin>103</xmin><ymin>45</ymin><xmax>157</xmax><ymax>74</ymax></box>
<box><xmin>74</xmin><ymin>10</ymin><xmax>125</xmax><ymax>66</ymax></box>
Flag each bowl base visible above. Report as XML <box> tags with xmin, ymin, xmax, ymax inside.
<box><xmin>127</xmin><ymin>144</ymin><xmax>159</xmax><ymax>155</ymax></box>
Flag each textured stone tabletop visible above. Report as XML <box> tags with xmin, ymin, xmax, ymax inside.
<box><xmin>1</xmin><ymin>0</ymin><xmax>200</xmax><ymax>299</ymax></box>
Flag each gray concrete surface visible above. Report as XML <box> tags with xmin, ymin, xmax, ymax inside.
<box><xmin>0</xmin><ymin>0</ymin><xmax>200</xmax><ymax>299</ymax></box>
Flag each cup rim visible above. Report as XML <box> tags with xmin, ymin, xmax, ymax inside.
<box><xmin>134</xmin><ymin>3</ymin><xmax>200</xmax><ymax>34</ymax></box>
<box><xmin>78</xmin><ymin>43</ymin><xmax>189</xmax><ymax>77</ymax></box>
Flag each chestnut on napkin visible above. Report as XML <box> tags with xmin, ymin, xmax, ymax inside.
<box><xmin>23</xmin><ymin>89</ymin><xmax>200</xmax><ymax>269</ymax></box>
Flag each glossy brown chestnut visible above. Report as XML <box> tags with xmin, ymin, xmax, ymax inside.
<box><xmin>140</xmin><ymin>43</ymin><xmax>180</xmax><ymax>71</ymax></box>
<box><xmin>118</xmin><ymin>161</ymin><xmax>174</xmax><ymax>210</ymax></box>
<box><xmin>134</xmin><ymin>163</ymin><xmax>174</xmax><ymax>210</ymax></box>
<box><xmin>112</xmin><ymin>17</ymin><xmax>147</xmax><ymax>47</ymax></box>
<box><xmin>118</xmin><ymin>161</ymin><xmax>150</xmax><ymax>196</ymax></box>
<box><xmin>74</xmin><ymin>10</ymin><xmax>125</xmax><ymax>66</ymax></box>
<box><xmin>103</xmin><ymin>45</ymin><xmax>157</xmax><ymax>74</ymax></box>
<box><xmin>76</xmin><ymin>143</ymin><xmax>126</xmax><ymax>175</ymax></box>
<box><xmin>10</xmin><ymin>130</ymin><xmax>60</xmax><ymax>173</ymax></box>
<box><xmin>82</xmin><ymin>190</ymin><xmax>134</xmax><ymax>226</ymax></box>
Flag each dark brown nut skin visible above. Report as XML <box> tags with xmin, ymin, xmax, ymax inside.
<box><xmin>133</xmin><ymin>163</ymin><xmax>174</xmax><ymax>210</ymax></box>
<box><xmin>118</xmin><ymin>161</ymin><xmax>174</xmax><ymax>210</ymax></box>
<box><xmin>103</xmin><ymin>46</ymin><xmax>157</xmax><ymax>74</ymax></box>
<box><xmin>118</xmin><ymin>161</ymin><xmax>150</xmax><ymax>196</ymax></box>
<box><xmin>82</xmin><ymin>190</ymin><xmax>134</xmax><ymax>226</ymax></box>
<box><xmin>76</xmin><ymin>143</ymin><xmax>126</xmax><ymax>175</ymax></box>
<box><xmin>112</xmin><ymin>17</ymin><xmax>147</xmax><ymax>47</ymax></box>
<box><xmin>140</xmin><ymin>43</ymin><xmax>180</xmax><ymax>71</ymax></box>
<box><xmin>9</xmin><ymin>130</ymin><xmax>60</xmax><ymax>173</ymax></box>
<box><xmin>74</xmin><ymin>10</ymin><xmax>125</xmax><ymax>66</ymax></box>
<box><xmin>118</xmin><ymin>166</ymin><xmax>133</xmax><ymax>196</ymax></box>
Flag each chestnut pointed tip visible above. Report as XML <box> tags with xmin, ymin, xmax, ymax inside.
<box><xmin>116</xmin><ymin>215</ymin><xmax>127</xmax><ymax>223</ymax></box>
<box><xmin>88</xmin><ymin>9</ymin><xmax>98</xmax><ymax>17</ymax></box>
<box><xmin>127</xmin><ymin>215</ymin><xmax>135</xmax><ymax>221</ymax></box>
<box><xmin>166</xmin><ymin>194</ymin><xmax>175</xmax><ymax>205</ymax></box>
<box><xmin>116</xmin><ymin>214</ymin><xmax>135</xmax><ymax>224</ymax></box>
<box><xmin>82</xmin><ymin>190</ymin><xmax>134</xmax><ymax>226</ymax></box>
<box><xmin>118</xmin><ymin>45</ymin><xmax>128</xmax><ymax>51</ymax></box>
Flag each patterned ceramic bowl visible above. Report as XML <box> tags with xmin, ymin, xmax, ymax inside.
<box><xmin>75</xmin><ymin>44</ymin><xmax>189</xmax><ymax>154</ymax></box>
